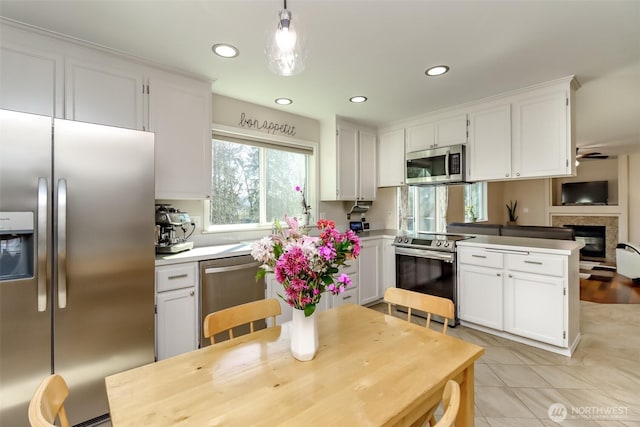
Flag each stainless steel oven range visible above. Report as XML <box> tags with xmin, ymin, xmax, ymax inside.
<box><xmin>393</xmin><ymin>233</ymin><xmax>469</xmax><ymax>327</ymax></box>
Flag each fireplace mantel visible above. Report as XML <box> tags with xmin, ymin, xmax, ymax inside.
<box><xmin>550</xmin><ymin>215</ymin><xmax>619</xmax><ymax>262</ymax></box>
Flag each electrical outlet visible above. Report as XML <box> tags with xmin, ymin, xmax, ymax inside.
<box><xmin>523</xmin><ymin>208</ymin><xmax>529</xmax><ymax>214</ymax></box>
<box><xmin>192</xmin><ymin>216</ymin><xmax>201</xmax><ymax>228</ymax></box>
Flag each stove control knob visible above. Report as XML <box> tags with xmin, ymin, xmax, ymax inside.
<box><xmin>436</xmin><ymin>241</ymin><xmax>442</xmax><ymax>246</ymax></box>
<box><xmin>403</xmin><ymin>237</ymin><xmax>410</xmax><ymax>244</ymax></box>
<box><xmin>444</xmin><ymin>242</ymin><xmax>450</xmax><ymax>247</ymax></box>
<box><xmin>396</xmin><ymin>237</ymin><xmax>402</xmax><ymax>243</ymax></box>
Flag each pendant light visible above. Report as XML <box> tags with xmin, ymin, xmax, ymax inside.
<box><xmin>266</xmin><ymin>0</ymin><xmax>306</xmax><ymax>76</ymax></box>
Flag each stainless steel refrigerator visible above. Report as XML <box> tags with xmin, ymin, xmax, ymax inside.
<box><xmin>0</xmin><ymin>109</ymin><xmax>155</xmax><ymax>426</ymax></box>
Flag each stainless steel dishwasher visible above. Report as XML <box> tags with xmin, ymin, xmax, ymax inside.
<box><xmin>199</xmin><ymin>254</ymin><xmax>265</xmax><ymax>347</ymax></box>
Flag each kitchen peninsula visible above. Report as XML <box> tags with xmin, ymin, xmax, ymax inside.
<box><xmin>456</xmin><ymin>235</ymin><xmax>584</xmax><ymax>356</ymax></box>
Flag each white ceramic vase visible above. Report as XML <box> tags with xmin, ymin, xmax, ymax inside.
<box><xmin>290</xmin><ymin>308</ymin><xmax>319</xmax><ymax>361</ymax></box>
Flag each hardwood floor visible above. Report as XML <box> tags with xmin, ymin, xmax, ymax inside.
<box><xmin>580</xmin><ymin>273</ymin><xmax>640</xmax><ymax>304</ymax></box>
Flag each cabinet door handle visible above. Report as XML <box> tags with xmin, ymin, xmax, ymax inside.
<box><xmin>343</xmin><ymin>295</ymin><xmax>352</xmax><ymax>300</ymax></box>
<box><xmin>189</xmin><ymin>291</ymin><xmax>195</xmax><ymax>297</ymax></box>
<box><xmin>508</xmin><ymin>274</ymin><xmax>513</xmax><ymax>278</ymax></box>
<box><xmin>505</xmin><ymin>173</ymin><xmax>510</xmax><ymax>177</ymax></box>
<box><xmin>471</xmin><ymin>254</ymin><xmax>487</xmax><ymax>258</ymax></box>
<box><xmin>524</xmin><ymin>260</ymin><xmax>543</xmax><ymax>265</ymax></box>
<box><xmin>168</xmin><ymin>273</ymin><xmax>189</xmax><ymax>280</ymax></box>
<box><xmin>496</xmin><ymin>273</ymin><xmax>501</xmax><ymax>277</ymax></box>
<box><xmin>516</xmin><ymin>172</ymin><xmax>521</xmax><ymax>177</ymax></box>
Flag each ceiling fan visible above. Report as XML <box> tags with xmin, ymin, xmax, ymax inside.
<box><xmin>576</xmin><ymin>149</ymin><xmax>609</xmax><ymax>160</ymax></box>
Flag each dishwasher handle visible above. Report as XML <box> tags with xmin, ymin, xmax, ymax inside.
<box><xmin>204</xmin><ymin>261</ymin><xmax>262</xmax><ymax>275</ymax></box>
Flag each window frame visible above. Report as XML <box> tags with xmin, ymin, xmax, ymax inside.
<box><xmin>204</xmin><ymin>126</ymin><xmax>318</xmax><ymax>234</ymax></box>
<box><xmin>464</xmin><ymin>182</ymin><xmax>488</xmax><ymax>223</ymax></box>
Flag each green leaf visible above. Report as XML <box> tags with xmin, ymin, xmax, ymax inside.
<box><xmin>255</xmin><ymin>269</ymin><xmax>267</xmax><ymax>281</ymax></box>
<box><xmin>322</xmin><ymin>275</ymin><xmax>334</xmax><ymax>285</ymax></box>
<box><xmin>326</xmin><ymin>267</ymin><xmax>339</xmax><ymax>275</ymax></box>
<box><xmin>304</xmin><ymin>304</ymin><xmax>316</xmax><ymax>317</ymax></box>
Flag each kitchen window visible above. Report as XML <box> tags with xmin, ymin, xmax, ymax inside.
<box><xmin>464</xmin><ymin>182</ymin><xmax>487</xmax><ymax>222</ymax></box>
<box><xmin>205</xmin><ymin>137</ymin><xmax>313</xmax><ymax>231</ymax></box>
<box><xmin>399</xmin><ymin>186</ymin><xmax>448</xmax><ymax>233</ymax></box>
<box><xmin>399</xmin><ymin>182</ymin><xmax>487</xmax><ymax>232</ymax></box>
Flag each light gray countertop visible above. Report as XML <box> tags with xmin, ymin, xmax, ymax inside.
<box><xmin>456</xmin><ymin>235</ymin><xmax>584</xmax><ymax>255</ymax></box>
<box><xmin>155</xmin><ymin>229</ymin><xmax>400</xmax><ymax>266</ymax></box>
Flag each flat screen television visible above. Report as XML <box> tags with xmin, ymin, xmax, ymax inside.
<box><xmin>561</xmin><ymin>181</ymin><xmax>608</xmax><ymax>205</ymax></box>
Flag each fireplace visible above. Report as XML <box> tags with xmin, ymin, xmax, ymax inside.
<box><xmin>564</xmin><ymin>225</ymin><xmax>606</xmax><ymax>259</ymax></box>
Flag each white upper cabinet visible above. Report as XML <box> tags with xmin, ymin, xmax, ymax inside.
<box><xmin>468</xmin><ymin>104</ymin><xmax>512</xmax><ymax>181</ymax></box>
<box><xmin>512</xmin><ymin>90</ymin><xmax>570</xmax><ymax>178</ymax></box>
<box><xmin>1</xmin><ymin>23</ymin><xmax>213</xmax><ymax>200</ymax></box>
<box><xmin>435</xmin><ymin>113</ymin><xmax>468</xmax><ymax>147</ymax></box>
<box><xmin>405</xmin><ymin>113</ymin><xmax>468</xmax><ymax>154</ymax></box>
<box><xmin>321</xmin><ymin>118</ymin><xmax>376</xmax><ymax>201</ymax></box>
<box><xmin>405</xmin><ymin>121</ymin><xmax>434</xmax><ymax>153</ymax></box>
<box><xmin>336</xmin><ymin>122</ymin><xmax>359</xmax><ymax>200</ymax></box>
<box><xmin>148</xmin><ymin>75</ymin><xmax>212</xmax><ymax>200</ymax></box>
<box><xmin>377</xmin><ymin>128</ymin><xmax>405</xmax><ymax>187</ymax></box>
<box><xmin>358</xmin><ymin>129</ymin><xmax>377</xmax><ymax>201</ymax></box>
<box><xmin>0</xmin><ymin>44</ymin><xmax>63</xmax><ymax>117</ymax></box>
<box><xmin>65</xmin><ymin>58</ymin><xmax>145</xmax><ymax>130</ymax></box>
<box><xmin>467</xmin><ymin>77</ymin><xmax>577</xmax><ymax>182</ymax></box>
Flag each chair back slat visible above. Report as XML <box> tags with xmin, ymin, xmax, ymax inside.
<box><xmin>384</xmin><ymin>288</ymin><xmax>455</xmax><ymax>334</ymax></box>
<box><xmin>204</xmin><ymin>298</ymin><xmax>281</xmax><ymax>344</ymax></box>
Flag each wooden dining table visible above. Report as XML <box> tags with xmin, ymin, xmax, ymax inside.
<box><xmin>105</xmin><ymin>304</ymin><xmax>484</xmax><ymax>426</ymax></box>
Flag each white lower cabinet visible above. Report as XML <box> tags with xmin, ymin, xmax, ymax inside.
<box><xmin>155</xmin><ymin>263</ymin><xmax>199</xmax><ymax>360</ymax></box>
<box><xmin>457</xmin><ymin>244</ymin><xmax>576</xmax><ymax>355</ymax></box>
<box><xmin>381</xmin><ymin>237</ymin><xmax>396</xmax><ymax>292</ymax></box>
<box><xmin>458</xmin><ymin>264</ymin><xmax>504</xmax><ymax>330</ymax></box>
<box><xmin>332</xmin><ymin>259</ymin><xmax>359</xmax><ymax>307</ymax></box>
<box><xmin>332</xmin><ymin>286</ymin><xmax>359</xmax><ymax>307</ymax></box>
<box><xmin>505</xmin><ymin>271</ymin><xmax>565</xmax><ymax>346</ymax></box>
<box><xmin>358</xmin><ymin>240</ymin><xmax>381</xmax><ymax>305</ymax></box>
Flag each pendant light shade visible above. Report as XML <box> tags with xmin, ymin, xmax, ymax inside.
<box><xmin>266</xmin><ymin>0</ymin><xmax>306</xmax><ymax>76</ymax></box>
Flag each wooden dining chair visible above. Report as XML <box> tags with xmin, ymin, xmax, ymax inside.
<box><xmin>203</xmin><ymin>298</ymin><xmax>282</xmax><ymax>344</ymax></box>
<box><xmin>383</xmin><ymin>288</ymin><xmax>455</xmax><ymax>334</ymax></box>
<box><xmin>424</xmin><ymin>379</ymin><xmax>461</xmax><ymax>427</ymax></box>
<box><xmin>28</xmin><ymin>374</ymin><xmax>71</xmax><ymax>427</ymax></box>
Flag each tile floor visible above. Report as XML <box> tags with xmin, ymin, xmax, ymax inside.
<box><xmin>369</xmin><ymin>301</ymin><xmax>640</xmax><ymax>426</ymax></box>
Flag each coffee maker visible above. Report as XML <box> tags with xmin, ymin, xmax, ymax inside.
<box><xmin>155</xmin><ymin>204</ymin><xmax>195</xmax><ymax>254</ymax></box>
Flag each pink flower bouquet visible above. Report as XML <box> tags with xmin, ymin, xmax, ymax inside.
<box><xmin>251</xmin><ymin>216</ymin><xmax>361</xmax><ymax>316</ymax></box>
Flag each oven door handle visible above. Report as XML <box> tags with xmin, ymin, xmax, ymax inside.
<box><xmin>395</xmin><ymin>247</ymin><xmax>455</xmax><ymax>262</ymax></box>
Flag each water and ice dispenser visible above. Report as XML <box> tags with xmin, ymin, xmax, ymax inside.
<box><xmin>0</xmin><ymin>212</ymin><xmax>34</xmax><ymax>281</ymax></box>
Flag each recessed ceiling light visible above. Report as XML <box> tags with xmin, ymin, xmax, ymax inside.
<box><xmin>349</xmin><ymin>96</ymin><xmax>368</xmax><ymax>103</ymax></box>
<box><xmin>211</xmin><ymin>43</ymin><xmax>239</xmax><ymax>58</ymax></box>
<box><xmin>275</xmin><ymin>98</ymin><xmax>292</xmax><ymax>105</ymax></box>
<box><xmin>425</xmin><ymin>65</ymin><xmax>449</xmax><ymax>76</ymax></box>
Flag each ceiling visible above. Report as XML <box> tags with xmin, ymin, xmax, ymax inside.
<box><xmin>1</xmin><ymin>1</ymin><xmax>639</xmax><ymax>155</ymax></box>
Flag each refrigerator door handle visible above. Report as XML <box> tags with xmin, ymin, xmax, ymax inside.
<box><xmin>57</xmin><ymin>178</ymin><xmax>68</xmax><ymax>309</ymax></box>
<box><xmin>37</xmin><ymin>177</ymin><xmax>48</xmax><ymax>312</ymax></box>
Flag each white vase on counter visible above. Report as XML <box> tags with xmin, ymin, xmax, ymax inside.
<box><xmin>290</xmin><ymin>308</ymin><xmax>318</xmax><ymax>361</ymax></box>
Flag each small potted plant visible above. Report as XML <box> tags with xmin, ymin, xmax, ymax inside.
<box><xmin>465</xmin><ymin>205</ymin><xmax>478</xmax><ymax>223</ymax></box>
<box><xmin>506</xmin><ymin>200</ymin><xmax>518</xmax><ymax>225</ymax></box>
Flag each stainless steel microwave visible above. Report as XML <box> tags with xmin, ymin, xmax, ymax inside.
<box><xmin>405</xmin><ymin>144</ymin><xmax>466</xmax><ymax>185</ymax></box>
